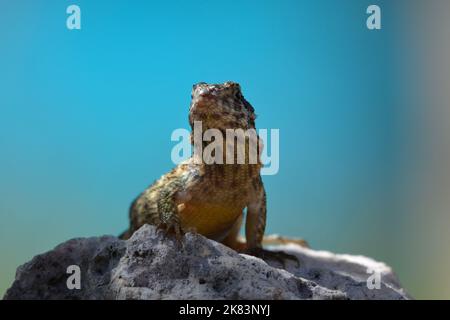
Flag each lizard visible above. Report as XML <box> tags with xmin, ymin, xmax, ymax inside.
<box><xmin>120</xmin><ymin>81</ymin><xmax>306</xmax><ymax>265</ymax></box>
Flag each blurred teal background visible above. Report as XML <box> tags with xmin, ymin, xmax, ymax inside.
<box><xmin>1</xmin><ymin>0</ymin><xmax>449</xmax><ymax>299</ymax></box>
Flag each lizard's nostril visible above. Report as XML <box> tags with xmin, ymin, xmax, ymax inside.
<box><xmin>197</xmin><ymin>88</ymin><xmax>214</xmax><ymax>99</ymax></box>
<box><xmin>198</xmin><ymin>88</ymin><xmax>209</xmax><ymax>96</ymax></box>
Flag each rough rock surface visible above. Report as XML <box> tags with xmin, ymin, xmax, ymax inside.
<box><xmin>3</xmin><ymin>225</ymin><xmax>410</xmax><ymax>300</ymax></box>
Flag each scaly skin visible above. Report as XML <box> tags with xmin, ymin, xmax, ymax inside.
<box><xmin>121</xmin><ymin>82</ymin><xmax>299</xmax><ymax>265</ymax></box>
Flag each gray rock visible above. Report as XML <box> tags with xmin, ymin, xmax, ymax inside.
<box><xmin>3</xmin><ymin>225</ymin><xmax>410</xmax><ymax>300</ymax></box>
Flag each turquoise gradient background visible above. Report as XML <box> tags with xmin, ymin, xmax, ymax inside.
<box><xmin>1</xmin><ymin>1</ymin><xmax>449</xmax><ymax>299</ymax></box>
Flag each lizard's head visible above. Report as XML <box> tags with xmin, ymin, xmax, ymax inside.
<box><xmin>189</xmin><ymin>81</ymin><xmax>256</xmax><ymax>130</ymax></box>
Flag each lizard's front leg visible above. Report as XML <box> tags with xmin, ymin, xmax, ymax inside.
<box><xmin>245</xmin><ymin>178</ymin><xmax>299</xmax><ymax>266</ymax></box>
<box><xmin>157</xmin><ymin>186</ymin><xmax>190</xmax><ymax>240</ymax></box>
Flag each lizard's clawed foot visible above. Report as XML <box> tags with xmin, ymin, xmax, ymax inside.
<box><xmin>245</xmin><ymin>247</ymin><xmax>300</xmax><ymax>268</ymax></box>
<box><xmin>157</xmin><ymin>213</ymin><xmax>185</xmax><ymax>243</ymax></box>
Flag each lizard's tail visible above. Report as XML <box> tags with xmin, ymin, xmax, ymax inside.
<box><xmin>236</xmin><ymin>234</ymin><xmax>309</xmax><ymax>249</ymax></box>
<box><xmin>119</xmin><ymin>196</ymin><xmax>140</xmax><ymax>240</ymax></box>
<box><xmin>262</xmin><ymin>234</ymin><xmax>309</xmax><ymax>248</ymax></box>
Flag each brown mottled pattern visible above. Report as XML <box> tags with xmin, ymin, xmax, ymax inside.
<box><xmin>122</xmin><ymin>82</ymin><xmax>267</xmax><ymax>252</ymax></box>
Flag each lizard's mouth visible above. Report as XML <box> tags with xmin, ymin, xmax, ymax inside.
<box><xmin>197</xmin><ymin>93</ymin><xmax>214</xmax><ymax>100</ymax></box>
<box><xmin>196</xmin><ymin>88</ymin><xmax>218</xmax><ymax>102</ymax></box>
<box><xmin>197</xmin><ymin>88</ymin><xmax>215</xmax><ymax>97</ymax></box>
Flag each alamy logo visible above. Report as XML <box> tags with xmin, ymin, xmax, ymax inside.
<box><xmin>366</xmin><ymin>5</ymin><xmax>381</xmax><ymax>30</ymax></box>
<box><xmin>66</xmin><ymin>265</ymin><xmax>81</xmax><ymax>290</ymax></box>
<box><xmin>66</xmin><ymin>5</ymin><xmax>81</xmax><ymax>30</ymax></box>
<box><xmin>366</xmin><ymin>267</ymin><xmax>381</xmax><ymax>290</ymax></box>
<box><xmin>171</xmin><ymin>121</ymin><xmax>279</xmax><ymax>176</ymax></box>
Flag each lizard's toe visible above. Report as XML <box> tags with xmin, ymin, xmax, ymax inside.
<box><xmin>157</xmin><ymin>215</ymin><xmax>186</xmax><ymax>244</ymax></box>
